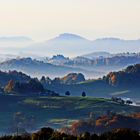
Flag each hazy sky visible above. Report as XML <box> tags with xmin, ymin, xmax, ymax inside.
<box><xmin>0</xmin><ymin>0</ymin><xmax>140</xmax><ymax>41</ymax></box>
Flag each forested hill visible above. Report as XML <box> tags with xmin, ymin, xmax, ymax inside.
<box><xmin>42</xmin><ymin>64</ymin><xmax>140</xmax><ymax>97</ymax></box>
<box><xmin>0</xmin><ymin>70</ymin><xmax>31</xmax><ymax>86</ymax></box>
<box><xmin>104</xmin><ymin>64</ymin><xmax>140</xmax><ymax>87</ymax></box>
<box><xmin>0</xmin><ymin>70</ymin><xmax>58</xmax><ymax>96</ymax></box>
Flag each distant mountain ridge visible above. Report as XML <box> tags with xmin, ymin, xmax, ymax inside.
<box><xmin>64</xmin><ymin>53</ymin><xmax>140</xmax><ymax>68</ymax></box>
<box><xmin>1</xmin><ymin>52</ymin><xmax>140</xmax><ymax>80</ymax></box>
<box><xmin>0</xmin><ymin>33</ymin><xmax>140</xmax><ymax>57</ymax></box>
<box><xmin>0</xmin><ymin>36</ymin><xmax>32</xmax><ymax>42</ymax></box>
<box><xmin>0</xmin><ymin>57</ymin><xmax>98</xmax><ymax>78</ymax></box>
<box><xmin>22</xmin><ymin>33</ymin><xmax>140</xmax><ymax>57</ymax></box>
<box><xmin>0</xmin><ymin>36</ymin><xmax>34</xmax><ymax>54</ymax></box>
<box><xmin>81</xmin><ymin>51</ymin><xmax>112</xmax><ymax>59</ymax></box>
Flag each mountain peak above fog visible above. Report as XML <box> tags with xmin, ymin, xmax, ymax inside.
<box><xmin>22</xmin><ymin>33</ymin><xmax>140</xmax><ymax>57</ymax></box>
<box><xmin>51</xmin><ymin>33</ymin><xmax>89</xmax><ymax>41</ymax></box>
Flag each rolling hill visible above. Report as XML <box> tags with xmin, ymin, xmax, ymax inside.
<box><xmin>42</xmin><ymin>64</ymin><xmax>140</xmax><ymax>100</ymax></box>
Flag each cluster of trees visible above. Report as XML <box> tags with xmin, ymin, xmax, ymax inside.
<box><xmin>111</xmin><ymin>97</ymin><xmax>133</xmax><ymax>105</ymax></box>
<box><xmin>0</xmin><ymin>70</ymin><xmax>31</xmax><ymax>86</ymax></box>
<box><xmin>4</xmin><ymin>79</ymin><xmax>45</xmax><ymax>95</ymax></box>
<box><xmin>0</xmin><ymin>128</ymin><xmax>139</xmax><ymax>140</ymax></box>
<box><xmin>60</xmin><ymin>112</ymin><xmax>140</xmax><ymax>135</ymax></box>
<box><xmin>65</xmin><ymin>91</ymin><xmax>86</xmax><ymax>97</ymax></box>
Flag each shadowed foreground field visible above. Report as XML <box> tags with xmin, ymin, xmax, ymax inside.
<box><xmin>0</xmin><ymin>95</ymin><xmax>140</xmax><ymax>134</ymax></box>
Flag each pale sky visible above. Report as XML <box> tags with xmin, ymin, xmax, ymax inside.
<box><xmin>0</xmin><ymin>0</ymin><xmax>140</xmax><ymax>41</ymax></box>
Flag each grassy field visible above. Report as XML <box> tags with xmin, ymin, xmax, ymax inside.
<box><xmin>0</xmin><ymin>95</ymin><xmax>140</xmax><ymax>133</ymax></box>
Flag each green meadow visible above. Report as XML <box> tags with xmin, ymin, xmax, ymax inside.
<box><xmin>0</xmin><ymin>95</ymin><xmax>140</xmax><ymax>133</ymax></box>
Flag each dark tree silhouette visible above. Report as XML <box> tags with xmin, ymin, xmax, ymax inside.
<box><xmin>65</xmin><ymin>91</ymin><xmax>71</xmax><ymax>96</ymax></box>
<box><xmin>82</xmin><ymin>91</ymin><xmax>86</xmax><ymax>97</ymax></box>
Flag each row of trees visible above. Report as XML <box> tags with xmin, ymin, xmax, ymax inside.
<box><xmin>65</xmin><ymin>91</ymin><xmax>86</xmax><ymax>97</ymax></box>
<box><xmin>0</xmin><ymin>127</ymin><xmax>139</xmax><ymax>140</ymax></box>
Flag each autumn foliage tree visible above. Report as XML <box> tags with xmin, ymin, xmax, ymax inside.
<box><xmin>4</xmin><ymin>80</ymin><xmax>15</xmax><ymax>93</ymax></box>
